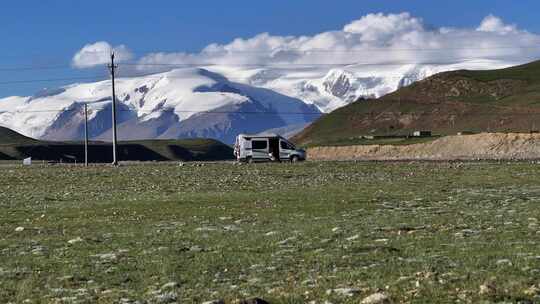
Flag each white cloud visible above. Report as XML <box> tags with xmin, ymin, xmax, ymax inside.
<box><xmin>477</xmin><ymin>15</ymin><xmax>518</xmax><ymax>34</ymax></box>
<box><xmin>76</xmin><ymin>13</ymin><xmax>540</xmax><ymax>73</ymax></box>
<box><xmin>72</xmin><ymin>41</ymin><xmax>133</xmax><ymax>68</ymax></box>
<box><xmin>343</xmin><ymin>12</ymin><xmax>424</xmax><ymax>40</ymax></box>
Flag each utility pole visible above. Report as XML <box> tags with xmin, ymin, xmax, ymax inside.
<box><xmin>84</xmin><ymin>103</ymin><xmax>89</xmax><ymax>167</ymax></box>
<box><xmin>108</xmin><ymin>52</ymin><xmax>119</xmax><ymax>166</ymax></box>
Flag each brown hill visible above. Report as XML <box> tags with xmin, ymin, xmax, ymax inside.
<box><xmin>293</xmin><ymin>60</ymin><xmax>540</xmax><ymax>146</ymax></box>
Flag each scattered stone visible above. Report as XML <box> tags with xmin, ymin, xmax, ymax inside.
<box><xmin>60</xmin><ymin>296</ymin><xmax>77</xmax><ymax>302</ymax></box>
<box><xmin>326</xmin><ymin>288</ymin><xmax>360</xmax><ymax>297</ymax></box>
<box><xmin>190</xmin><ymin>245</ymin><xmax>203</xmax><ymax>252</ymax></box>
<box><xmin>31</xmin><ymin>246</ymin><xmax>46</xmax><ymax>255</ymax></box>
<box><xmin>479</xmin><ymin>281</ymin><xmax>497</xmax><ymax>295</ymax></box>
<box><xmin>346</xmin><ymin>234</ymin><xmax>359</xmax><ymax>241</ymax></box>
<box><xmin>202</xmin><ymin>300</ymin><xmax>224</xmax><ymax>304</ymax></box>
<box><xmin>524</xmin><ymin>285</ymin><xmax>540</xmax><ymax>296</ymax></box>
<box><xmin>223</xmin><ymin>225</ymin><xmax>241</xmax><ymax>231</ymax></box>
<box><xmin>15</xmin><ymin>227</ymin><xmax>25</xmax><ymax>232</ymax></box>
<box><xmin>360</xmin><ymin>292</ymin><xmax>390</xmax><ymax>304</ymax></box>
<box><xmin>161</xmin><ymin>281</ymin><xmax>180</xmax><ymax>290</ymax></box>
<box><xmin>67</xmin><ymin>237</ymin><xmax>83</xmax><ymax>245</ymax></box>
<box><xmin>195</xmin><ymin>227</ymin><xmax>218</xmax><ymax>232</ymax></box>
<box><xmin>277</xmin><ymin>237</ymin><xmax>296</xmax><ymax>246</ymax></box>
<box><xmin>495</xmin><ymin>259</ymin><xmax>512</xmax><ymax>266</ymax></box>
<box><xmin>92</xmin><ymin>253</ymin><xmax>118</xmax><ymax>262</ymax></box>
<box><xmin>154</xmin><ymin>291</ymin><xmax>177</xmax><ymax>303</ymax></box>
<box><xmin>58</xmin><ymin>275</ymin><xmax>74</xmax><ymax>282</ymax></box>
<box><xmin>119</xmin><ymin>298</ymin><xmax>142</xmax><ymax>304</ymax></box>
<box><xmin>265</xmin><ymin>231</ymin><xmax>278</xmax><ymax>236</ymax></box>
<box><xmin>249</xmin><ymin>264</ymin><xmax>264</xmax><ymax>270</ymax></box>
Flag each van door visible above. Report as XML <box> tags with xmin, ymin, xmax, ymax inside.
<box><xmin>240</xmin><ymin>137</ymin><xmax>251</xmax><ymax>159</ymax></box>
<box><xmin>280</xmin><ymin>140</ymin><xmax>294</xmax><ymax>159</ymax></box>
<box><xmin>251</xmin><ymin>139</ymin><xmax>269</xmax><ymax>160</ymax></box>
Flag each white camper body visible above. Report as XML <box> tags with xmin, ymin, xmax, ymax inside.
<box><xmin>234</xmin><ymin>134</ymin><xmax>306</xmax><ymax>163</ymax></box>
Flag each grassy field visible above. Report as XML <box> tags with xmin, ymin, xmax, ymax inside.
<box><xmin>1</xmin><ymin>161</ymin><xmax>540</xmax><ymax>303</ymax></box>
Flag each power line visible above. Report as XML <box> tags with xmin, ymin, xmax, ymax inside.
<box><xmin>0</xmin><ymin>108</ymin><xmax>325</xmax><ymax>115</ymax></box>
<box><xmin>4</xmin><ymin>59</ymin><xmax>519</xmax><ymax>86</ymax></box>
<box><xmin>0</xmin><ymin>65</ymin><xmax>73</xmax><ymax>72</ymax></box>
<box><xmin>68</xmin><ymin>45</ymin><xmax>540</xmax><ymax>54</ymax></box>
<box><xmin>0</xmin><ymin>57</ymin><xmax>525</xmax><ymax>73</ymax></box>
<box><xmin>0</xmin><ymin>43</ymin><xmax>539</xmax><ymax>72</ymax></box>
<box><xmin>122</xmin><ymin>58</ymin><xmax>532</xmax><ymax>67</ymax></box>
<box><xmin>0</xmin><ymin>73</ymin><xmax>432</xmax><ymax>86</ymax></box>
<box><xmin>0</xmin><ymin>76</ymin><xmax>103</xmax><ymax>85</ymax></box>
<box><xmin>4</xmin><ymin>107</ymin><xmax>540</xmax><ymax>116</ymax></box>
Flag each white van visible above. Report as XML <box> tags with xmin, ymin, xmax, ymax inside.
<box><xmin>234</xmin><ymin>133</ymin><xmax>306</xmax><ymax>163</ymax></box>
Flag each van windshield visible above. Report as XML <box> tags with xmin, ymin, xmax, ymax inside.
<box><xmin>280</xmin><ymin>140</ymin><xmax>295</xmax><ymax>150</ymax></box>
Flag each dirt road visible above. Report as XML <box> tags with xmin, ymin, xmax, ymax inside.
<box><xmin>308</xmin><ymin>133</ymin><xmax>540</xmax><ymax>161</ymax></box>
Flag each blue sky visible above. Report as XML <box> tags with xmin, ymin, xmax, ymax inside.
<box><xmin>1</xmin><ymin>0</ymin><xmax>539</xmax><ymax>97</ymax></box>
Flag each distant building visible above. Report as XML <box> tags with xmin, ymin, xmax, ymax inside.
<box><xmin>412</xmin><ymin>131</ymin><xmax>432</xmax><ymax>137</ymax></box>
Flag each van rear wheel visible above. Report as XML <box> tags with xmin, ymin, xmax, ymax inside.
<box><xmin>246</xmin><ymin>157</ymin><xmax>254</xmax><ymax>164</ymax></box>
<box><xmin>290</xmin><ymin>155</ymin><xmax>299</xmax><ymax>163</ymax></box>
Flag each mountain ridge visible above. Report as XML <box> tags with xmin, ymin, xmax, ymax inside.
<box><xmin>292</xmin><ymin>59</ymin><xmax>540</xmax><ymax>146</ymax></box>
<box><xmin>0</xmin><ymin>126</ymin><xmax>233</xmax><ymax>162</ymax></box>
<box><xmin>0</xmin><ymin>60</ymin><xmax>514</xmax><ymax>143</ymax></box>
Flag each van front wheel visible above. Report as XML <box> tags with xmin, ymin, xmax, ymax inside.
<box><xmin>290</xmin><ymin>155</ymin><xmax>299</xmax><ymax>163</ymax></box>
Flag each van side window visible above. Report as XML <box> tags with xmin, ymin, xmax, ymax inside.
<box><xmin>280</xmin><ymin>141</ymin><xmax>293</xmax><ymax>150</ymax></box>
<box><xmin>252</xmin><ymin>140</ymin><xmax>267</xmax><ymax>150</ymax></box>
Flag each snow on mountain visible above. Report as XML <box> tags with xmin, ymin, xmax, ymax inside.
<box><xmin>206</xmin><ymin>59</ymin><xmax>514</xmax><ymax>113</ymax></box>
<box><xmin>0</xmin><ymin>59</ymin><xmax>516</xmax><ymax>143</ymax></box>
<box><xmin>0</xmin><ymin>68</ymin><xmax>320</xmax><ymax>143</ymax></box>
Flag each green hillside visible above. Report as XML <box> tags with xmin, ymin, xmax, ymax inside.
<box><xmin>0</xmin><ymin>126</ymin><xmax>38</xmax><ymax>145</ymax></box>
<box><xmin>0</xmin><ymin>127</ymin><xmax>233</xmax><ymax>162</ymax></box>
<box><xmin>293</xmin><ymin>60</ymin><xmax>540</xmax><ymax>146</ymax></box>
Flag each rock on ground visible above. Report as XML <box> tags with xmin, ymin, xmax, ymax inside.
<box><xmin>360</xmin><ymin>292</ymin><xmax>391</xmax><ymax>304</ymax></box>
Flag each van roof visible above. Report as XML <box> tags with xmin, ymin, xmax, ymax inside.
<box><xmin>238</xmin><ymin>133</ymin><xmax>281</xmax><ymax>138</ymax></box>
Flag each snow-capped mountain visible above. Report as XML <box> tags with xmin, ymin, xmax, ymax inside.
<box><xmin>0</xmin><ymin>68</ymin><xmax>320</xmax><ymax>143</ymax></box>
<box><xmin>0</xmin><ymin>59</ymin><xmax>514</xmax><ymax>143</ymax></box>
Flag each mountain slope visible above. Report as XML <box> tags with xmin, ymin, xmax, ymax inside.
<box><xmin>293</xmin><ymin>60</ymin><xmax>540</xmax><ymax>146</ymax></box>
<box><xmin>0</xmin><ymin>126</ymin><xmax>233</xmax><ymax>162</ymax></box>
<box><xmin>0</xmin><ymin>126</ymin><xmax>37</xmax><ymax>145</ymax></box>
<box><xmin>0</xmin><ymin>68</ymin><xmax>320</xmax><ymax>144</ymax></box>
